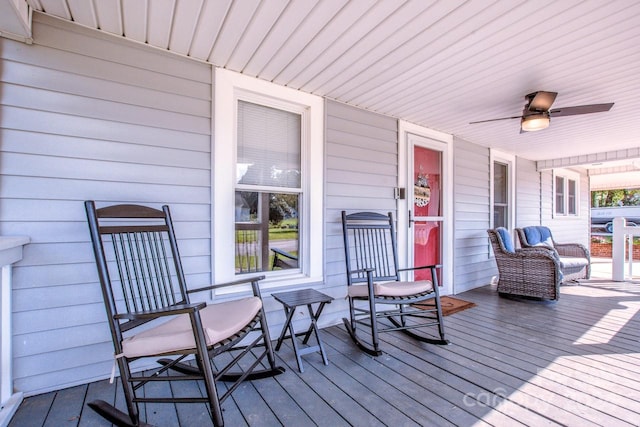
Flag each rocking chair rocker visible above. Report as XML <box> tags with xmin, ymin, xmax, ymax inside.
<box><xmin>341</xmin><ymin>211</ymin><xmax>448</xmax><ymax>356</ymax></box>
<box><xmin>85</xmin><ymin>201</ymin><xmax>284</xmax><ymax>427</ymax></box>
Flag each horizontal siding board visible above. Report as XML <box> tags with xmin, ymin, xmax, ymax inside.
<box><xmin>2</xmin><ymin>83</ymin><xmax>210</xmax><ymax>134</ymax></box>
<box><xmin>0</xmin><ymin>199</ymin><xmax>210</xmax><ymax>222</ymax></box>
<box><xmin>325</xmin><ymin>196</ymin><xmax>397</xmax><ymax>212</ymax></box>
<box><xmin>326</xmin><ymin>129</ymin><xmax>398</xmax><ymax>153</ymax></box>
<box><xmin>327</xmin><ymin>101</ymin><xmax>397</xmax><ymax>131</ymax></box>
<box><xmin>17</xmin><ymin>237</ymin><xmax>210</xmax><ymax>267</ymax></box>
<box><xmin>326</xmin><ymin>156</ymin><xmax>397</xmax><ymax>176</ymax></box>
<box><xmin>1</xmin><ymin>59</ymin><xmax>211</xmax><ymax>117</ymax></box>
<box><xmin>32</xmin><ymin>13</ymin><xmax>211</xmax><ymax>84</ymax></box>
<box><xmin>2</xmin><ymin>153</ymin><xmax>209</xmax><ymax>186</ymax></box>
<box><xmin>1</xmin><ymin>106</ymin><xmax>211</xmax><ymax>151</ymax></box>
<box><xmin>326</xmin><ymin>169</ymin><xmax>397</xmax><ymax>187</ymax></box>
<box><xmin>326</xmin><ymin>116</ymin><xmax>397</xmax><ymax>142</ymax></box>
<box><xmin>455</xmin><ymin>171</ymin><xmax>491</xmax><ymax>186</ymax></box>
<box><xmin>327</xmin><ymin>142</ymin><xmax>397</xmax><ymax>164</ymax></box>
<box><xmin>1</xmin><ymin>129</ymin><xmax>211</xmax><ymax>169</ymax></box>
<box><xmin>0</xmin><ymin>176</ymin><xmax>211</xmax><ymax>204</ymax></box>
<box><xmin>326</xmin><ymin>182</ymin><xmax>394</xmax><ymax>198</ymax></box>
<box><xmin>1</xmin><ymin>39</ymin><xmax>211</xmax><ymax>101</ymax></box>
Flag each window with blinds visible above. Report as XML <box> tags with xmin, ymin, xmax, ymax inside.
<box><xmin>235</xmin><ymin>101</ymin><xmax>301</xmax><ymax>274</ymax></box>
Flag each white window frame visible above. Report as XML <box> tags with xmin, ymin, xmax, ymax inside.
<box><xmin>490</xmin><ymin>150</ymin><xmax>516</xmax><ymax>232</ymax></box>
<box><xmin>213</xmin><ymin>68</ymin><xmax>324</xmax><ymax>290</ymax></box>
<box><xmin>553</xmin><ymin>168</ymin><xmax>580</xmax><ymax>218</ymax></box>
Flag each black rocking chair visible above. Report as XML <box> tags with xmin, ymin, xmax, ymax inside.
<box><xmin>341</xmin><ymin>211</ymin><xmax>448</xmax><ymax>356</ymax></box>
<box><xmin>85</xmin><ymin>201</ymin><xmax>284</xmax><ymax>427</ymax></box>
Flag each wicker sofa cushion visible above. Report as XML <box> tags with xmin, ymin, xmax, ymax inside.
<box><xmin>348</xmin><ymin>280</ymin><xmax>433</xmax><ymax>297</ymax></box>
<box><xmin>121</xmin><ymin>297</ymin><xmax>262</xmax><ymax>358</ymax></box>
<box><xmin>496</xmin><ymin>227</ymin><xmax>515</xmax><ymax>253</ymax></box>
<box><xmin>559</xmin><ymin>256</ymin><xmax>589</xmax><ymax>269</ymax></box>
<box><xmin>523</xmin><ymin>226</ymin><xmax>555</xmax><ymax>248</ymax></box>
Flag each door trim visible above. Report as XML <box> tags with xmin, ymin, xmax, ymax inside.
<box><xmin>398</xmin><ymin>120</ymin><xmax>453</xmax><ymax>295</ymax></box>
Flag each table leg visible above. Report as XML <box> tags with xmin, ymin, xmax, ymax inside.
<box><xmin>302</xmin><ymin>302</ymin><xmax>329</xmax><ymax>366</ymax></box>
<box><xmin>275</xmin><ymin>306</ymin><xmax>295</xmax><ymax>351</ymax></box>
<box><xmin>301</xmin><ymin>302</ymin><xmax>327</xmax><ymax>344</ymax></box>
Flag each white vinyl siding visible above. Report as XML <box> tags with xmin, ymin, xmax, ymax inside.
<box><xmin>324</xmin><ymin>100</ymin><xmax>398</xmax><ymax>325</ymax></box>
<box><xmin>1</xmin><ymin>13</ymin><xmax>212</xmax><ymax>395</ymax></box>
<box><xmin>541</xmin><ymin>169</ymin><xmax>590</xmax><ymax>247</ymax></box>
<box><xmin>452</xmin><ymin>137</ymin><xmax>495</xmax><ymax>292</ymax></box>
<box><xmin>515</xmin><ymin>158</ymin><xmax>541</xmax><ymax>227</ymax></box>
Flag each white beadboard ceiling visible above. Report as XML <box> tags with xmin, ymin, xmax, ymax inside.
<box><xmin>9</xmin><ymin>0</ymin><xmax>640</xmax><ymax>166</ymax></box>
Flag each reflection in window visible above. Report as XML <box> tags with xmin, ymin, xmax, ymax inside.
<box><xmin>235</xmin><ymin>191</ymin><xmax>299</xmax><ymax>273</ymax></box>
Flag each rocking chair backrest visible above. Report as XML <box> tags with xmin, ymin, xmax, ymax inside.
<box><xmin>342</xmin><ymin>211</ymin><xmax>400</xmax><ymax>285</ymax></box>
<box><xmin>85</xmin><ymin>202</ymin><xmax>189</xmax><ymax>338</ymax></box>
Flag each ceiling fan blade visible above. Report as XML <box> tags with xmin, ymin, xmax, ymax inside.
<box><xmin>527</xmin><ymin>91</ymin><xmax>557</xmax><ymax>111</ymax></box>
<box><xmin>469</xmin><ymin>115</ymin><xmax>522</xmax><ymax>124</ymax></box>
<box><xmin>550</xmin><ymin>102</ymin><xmax>614</xmax><ymax>117</ymax></box>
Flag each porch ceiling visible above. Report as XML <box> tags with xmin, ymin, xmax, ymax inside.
<box><xmin>6</xmin><ymin>1</ymin><xmax>640</xmax><ymax>165</ymax></box>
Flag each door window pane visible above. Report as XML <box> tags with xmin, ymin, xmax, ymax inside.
<box><xmin>413</xmin><ymin>146</ymin><xmax>441</xmax><ymax>217</ymax></box>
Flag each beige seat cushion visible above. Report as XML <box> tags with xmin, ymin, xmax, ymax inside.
<box><xmin>348</xmin><ymin>280</ymin><xmax>433</xmax><ymax>298</ymax></box>
<box><xmin>559</xmin><ymin>256</ymin><xmax>589</xmax><ymax>269</ymax></box>
<box><xmin>122</xmin><ymin>297</ymin><xmax>262</xmax><ymax>358</ymax></box>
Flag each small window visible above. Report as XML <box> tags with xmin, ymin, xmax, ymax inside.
<box><xmin>553</xmin><ymin>169</ymin><xmax>579</xmax><ymax>217</ymax></box>
<box><xmin>214</xmin><ymin>68</ymin><xmax>324</xmax><ymax>289</ymax></box>
<box><xmin>490</xmin><ymin>150</ymin><xmax>515</xmax><ymax>232</ymax></box>
<box><xmin>235</xmin><ymin>101</ymin><xmax>301</xmax><ymax>274</ymax></box>
<box><xmin>493</xmin><ymin>161</ymin><xmax>509</xmax><ymax>228</ymax></box>
<box><xmin>555</xmin><ymin>176</ymin><xmax>566</xmax><ymax>215</ymax></box>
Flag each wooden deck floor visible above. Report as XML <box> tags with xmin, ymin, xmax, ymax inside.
<box><xmin>9</xmin><ymin>277</ymin><xmax>640</xmax><ymax>426</ymax></box>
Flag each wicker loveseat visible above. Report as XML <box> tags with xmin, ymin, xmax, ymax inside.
<box><xmin>516</xmin><ymin>226</ymin><xmax>590</xmax><ymax>282</ymax></box>
<box><xmin>487</xmin><ymin>228</ymin><xmax>561</xmax><ymax>301</ymax></box>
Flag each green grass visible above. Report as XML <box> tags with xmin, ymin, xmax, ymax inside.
<box><xmin>269</xmin><ymin>229</ymin><xmax>298</xmax><ymax>241</ymax></box>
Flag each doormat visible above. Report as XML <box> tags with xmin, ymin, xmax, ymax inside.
<box><xmin>414</xmin><ymin>296</ymin><xmax>476</xmax><ymax>316</ymax></box>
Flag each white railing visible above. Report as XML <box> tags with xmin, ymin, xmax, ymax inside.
<box><xmin>611</xmin><ymin>217</ymin><xmax>640</xmax><ymax>281</ymax></box>
<box><xmin>0</xmin><ymin>236</ymin><xmax>29</xmax><ymax>427</ymax></box>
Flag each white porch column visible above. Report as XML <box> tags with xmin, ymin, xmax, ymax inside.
<box><xmin>0</xmin><ymin>236</ymin><xmax>29</xmax><ymax>427</ymax></box>
<box><xmin>612</xmin><ymin>217</ymin><xmax>626</xmax><ymax>282</ymax></box>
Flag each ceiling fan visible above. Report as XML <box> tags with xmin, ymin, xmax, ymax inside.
<box><xmin>469</xmin><ymin>91</ymin><xmax>614</xmax><ymax>132</ymax></box>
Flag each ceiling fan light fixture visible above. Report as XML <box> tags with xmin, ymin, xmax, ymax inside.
<box><xmin>521</xmin><ymin>113</ymin><xmax>550</xmax><ymax>132</ymax></box>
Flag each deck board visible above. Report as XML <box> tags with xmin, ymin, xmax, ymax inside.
<box><xmin>9</xmin><ymin>279</ymin><xmax>640</xmax><ymax>426</ymax></box>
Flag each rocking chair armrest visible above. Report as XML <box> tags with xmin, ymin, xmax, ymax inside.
<box><xmin>187</xmin><ymin>275</ymin><xmax>266</xmax><ymax>294</ymax></box>
<box><xmin>398</xmin><ymin>264</ymin><xmax>442</xmax><ymax>272</ymax></box>
<box><xmin>114</xmin><ymin>302</ymin><xmax>207</xmax><ymax>321</ymax></box>
<box><xmin>271</xmin><ymin>247</ymin><xmax>298</xmax><ymax>260</ymax></box>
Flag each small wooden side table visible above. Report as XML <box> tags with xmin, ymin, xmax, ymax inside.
<box><xmin>271</xmin><ymin>288</ymin><xmax>334</xmax><ymax>373</ymax></box>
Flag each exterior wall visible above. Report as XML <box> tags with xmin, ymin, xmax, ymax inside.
<box><xmin>515</xmin><ymin>157</ymin><xmax>541</xmax><ymax>228</ymax></box>
<box><xmin>540</xmin><ymin>169</ymin><xmax>590</xmax><ymax>247</ymax></box>
<box><xmin>0</xmin><ymin>14</ymin><xmax>213</xmax><ymax>395</ymax></box>
<box><xmin>452</xmin><ymin>137</ymin><xmax>494</xmax><ymax>292</ymax></box>
<box><xmin>324</xmin><ymin>100</ymin><xmax>398</xmax><ymax>306</ymax></box>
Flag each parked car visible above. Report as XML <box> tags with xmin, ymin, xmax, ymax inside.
<box><xmin>591</xmin><ymin>206</ymin><xmax>640</xmax><ymax>232</ymax></box>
